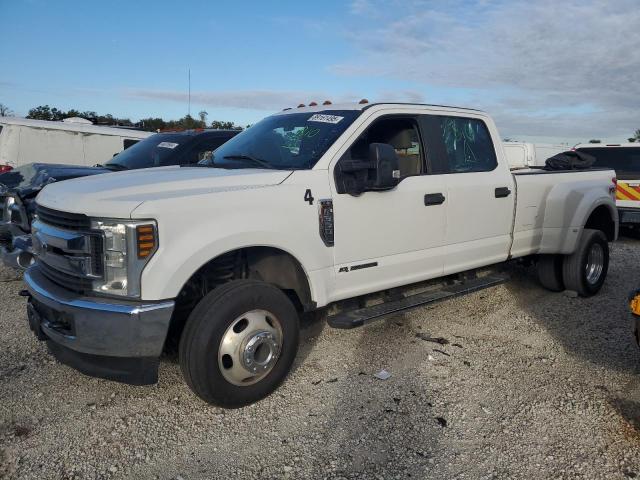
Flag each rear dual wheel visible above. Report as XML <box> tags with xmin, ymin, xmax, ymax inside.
<box><xmin>537</xmin><ymin>228</ymin><xmax>609</xmax><ymax>297</ymax></box>
<box><xmin>179</xmin><ymin>280</ymin><xmax>300</xmax><ymax>408</ymax></box>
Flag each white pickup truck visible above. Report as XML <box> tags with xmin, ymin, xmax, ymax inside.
<box><xmin>23</xmin><ymin>102</ymin><xmax>618</xmax><ymax>407</ymax></box>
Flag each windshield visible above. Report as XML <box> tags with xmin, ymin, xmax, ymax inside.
<box><xmin>106</xmin><ymin>133</ymin><xmax>191</xmax><ymax>170</ymax></box>
<box><xmin>577</xmin><ymin>147</ymin><xmax>640</xmax><ymax>180</ymax></box>
<box><xmin>200</xmin><ymin>110</ymin><xmax>361</xmax><ymax>170</ymax></box>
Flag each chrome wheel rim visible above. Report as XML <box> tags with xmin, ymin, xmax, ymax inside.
<box><xmin>218</xmin><ymin>309</ymin><xmax>283</xmax><ymax>386</ymax></box>
<box><xmin>585</xmin><ymin>243</ymin><xmax>604</xmax><ymax>285</ymax></box>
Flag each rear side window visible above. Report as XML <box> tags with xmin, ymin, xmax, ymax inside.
<box><xmin>123</xmin><ymin>139</ymin><xmax>139</xmax><ymax>150</ymax></box>
<box><xmin>421</xmin><ymin>116</ymin><xmax>497</xmax><ymax>174</ymax></box>
<box><xmin>577</xmin><ymin>147</ymin><xmax>640</xmax><ymax>180</ymax></box>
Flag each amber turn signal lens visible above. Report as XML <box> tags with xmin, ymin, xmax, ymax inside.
<box><xmin>136</xmin><ymin>225</ymin><xmax>156</xmax><ymax>259</ymax></box>
<box><xmin>631</xmin><ymin>294</ymin><xmax>640</xmax><ymax>316</ymax></box>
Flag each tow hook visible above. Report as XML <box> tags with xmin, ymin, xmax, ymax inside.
<box><xmin>19</xmin><ymin>289</ymin><xmax>31</xmax><ymax>298</ymax></box>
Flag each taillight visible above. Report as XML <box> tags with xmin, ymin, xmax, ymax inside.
<box><xmin>0</xmin><ymin>165</ymin><xmax>13</xmax><ymax>174</ymax></box>
<box><xmin>612</xmin><ymin>176</ymin><xmax>618</xmax><ymax>186</ymax></box>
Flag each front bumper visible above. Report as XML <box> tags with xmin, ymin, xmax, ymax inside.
<box><xmin>24</xmin><ymin>267</ymin><xmax>175</xmax><ymax>385</ymax></box>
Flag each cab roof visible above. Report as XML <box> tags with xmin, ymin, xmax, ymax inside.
<box><xmin>275</xmin><ymin>102</ymin><xmax>484</xmax><ymax>116</ymax></box>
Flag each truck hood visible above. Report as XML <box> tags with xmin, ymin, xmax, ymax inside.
<box><xmin>35</xmin><ymin>166</ymin><xmax>293</xmax><ymax>218</ymax></box>
<box><xmin>0</xmin><ymin>163</ymin><xmax>108</xmax><ymax>199</ymax></box>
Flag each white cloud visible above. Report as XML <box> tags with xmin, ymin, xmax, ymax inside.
<box><xmin>337</xmin><ymin>0</ymin><xmax>640</xmax><ymax>141</ymax></box>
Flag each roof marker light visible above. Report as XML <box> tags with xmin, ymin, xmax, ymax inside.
<box><xmin>359</xmin><ymin>98</ymin><xmax>369</xmax><ymax>104</ymax></box>
<box><xmin>297</xmin><ymin>104</ymin><xmax>306</xmax><ymax>108</ymax></box>
<box><xmin>309</xmin><ymin>101</ymin><xmax>318</xmax><ymax>106</ymax></box>
<box><xmin>323</xmin><ymin>100</ymin><xmax>332</xmax><ymax>105</ymax></box>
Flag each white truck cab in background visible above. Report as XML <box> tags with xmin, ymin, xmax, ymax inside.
<box><xmin>574</xmin><ymin>143</ymin><xmax>640</xmax><ymax>228</ymax></box>
<box><xmin>23</xmin><ymin>103</ymin><xmax>618</xmax><ymax>408</ymax></box>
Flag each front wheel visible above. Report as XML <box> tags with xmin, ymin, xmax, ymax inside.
<box><xmin>179</xmin><ymin>280</ymin><xmax>300</xmax><ymax>408</ymax></box>
<box><xmin>562</xmin><ymin>229</ymin><xmax>609</xmax><ymax>297</ymax></box>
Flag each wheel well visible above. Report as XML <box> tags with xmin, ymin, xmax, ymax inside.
<box><xmin>164</xmin><ymin>247</ymin><xmax>313</xmax><ymax>353</ymax></box>
<box><xmin>585</xmin><ymin>205</ymin><xmax>615</xmax><ymax>241</ymax></box>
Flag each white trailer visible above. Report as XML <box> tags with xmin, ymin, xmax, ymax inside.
<box><xmin>503</xmin><ymin>142</ymin><xmax>569</xmax><ymax>169</ymax></box>
<box><xmin>0</xmin><ymin>117</ymin><xmax>152</xmax><ymax>169</ymax></box>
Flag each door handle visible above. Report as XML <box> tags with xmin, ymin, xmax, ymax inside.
<box><xmin>495</xmin><ymin>187</ymin><xmax>511</xmax><ymax>198</ymax></box>
<box><xmin>424</xmin><ymin>193</ymin><xmax>445</xmax><ymax>206</ymax></box>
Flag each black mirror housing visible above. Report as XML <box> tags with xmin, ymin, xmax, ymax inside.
<box><xmin>334</xmin><ymin>142</ymin><xmax>400</xmax><ymax>195</ymax></box>
<box><xmin>369</xmin><ymin>143</ymin><xmax>400</xmax><ymax>190</ymax></box>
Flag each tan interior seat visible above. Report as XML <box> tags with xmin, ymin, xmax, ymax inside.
<box><xmin>385</xmin><ymin>129</ymin><xmax>421</xmax><ymax>178</ymax></box>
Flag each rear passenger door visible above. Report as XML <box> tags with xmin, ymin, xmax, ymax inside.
<box><xmin>420</xmin><ymin>114</ymin><xmax>515</xmax><ymax>274</ymax></box>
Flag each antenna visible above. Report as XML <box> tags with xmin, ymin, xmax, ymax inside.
<box><xmin>188</xmin><ymin>68</ymin><xmax>191</xmax><ymax>117</ymax></box>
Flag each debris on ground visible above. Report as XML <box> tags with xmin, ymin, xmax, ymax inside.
<box><xmin>415</xmin><ymin>333</ymin><xmax>450</xmax><ymax>345</ymax></box>
<box><xmin>373</xmin><ymin>369</ymin><xmax>392</xmax><ymax>380</ymax></box>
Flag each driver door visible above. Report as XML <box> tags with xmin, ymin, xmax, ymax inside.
<box><xmin>330</xmin><ymin>115</ymin><xmax>447</xmax><ymax>300</ymax></box>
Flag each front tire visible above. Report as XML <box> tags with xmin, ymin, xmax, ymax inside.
<box><xmin>179</xmin><ymin>280</ymin><xmax>300</xmax><ymax>408</ymax></box>
<box><xmin>562</xmin><ymin>229</ymin><xmax>609</xmax><ymax>297</ymax></box>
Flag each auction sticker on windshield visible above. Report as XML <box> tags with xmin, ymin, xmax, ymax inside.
<box><xmin>158</xmin><ymin>142</ymin><xmax>179</xmax><ymax>149</ymax></box>
<box><xmin>308</xmin><ymin>114</ymin><xmax>344</xmax><ymax>124</ymax></box>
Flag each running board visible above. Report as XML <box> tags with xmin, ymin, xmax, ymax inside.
<box><xmin>327</xmin><ymin>274</ymin><xmax>508</xmax><ymax>329</ymax></box>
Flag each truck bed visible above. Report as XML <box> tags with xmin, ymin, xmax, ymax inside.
<box><xmin>510</xmin><ymin>168</ymin><xmax>615</xmax><ymax>257</ymax></box>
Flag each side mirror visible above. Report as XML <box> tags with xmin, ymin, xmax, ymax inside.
<box><xmin>334</xmin><ymin>142</ymin><xmax>401</xmax><ymax>195</ymax></box>
<box><xmin>369</xmin><ymin>143</ymin><xmax>400</xmax><ymax>190</ymax></box>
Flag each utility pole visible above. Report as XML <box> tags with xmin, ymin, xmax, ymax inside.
<box><xmin>188</xmin><ymin>68</ymin><xmax>191</xmax><ymax>117</ymax></box>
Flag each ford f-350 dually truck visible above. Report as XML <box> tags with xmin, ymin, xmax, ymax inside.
<box><xmin>23</xmin><ymin>102</ymin><xmax>618</xmax><ymax>407</ymax></box>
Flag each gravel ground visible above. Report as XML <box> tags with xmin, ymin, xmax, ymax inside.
<box><xmin>1</xmin><ymin>239</ymin><xmax>639</xmax><ymax>480</ymax></box>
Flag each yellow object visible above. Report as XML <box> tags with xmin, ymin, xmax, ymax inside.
<box><xmin>630</xmin><ymin>293</ymin><xmax>640</xmax><ymax>316</ymax></box>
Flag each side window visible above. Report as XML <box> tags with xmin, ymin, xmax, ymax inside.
<box><xmin>123</xmin><ymin>139</ymin><xmax>139</xmax><ymax>150</ymax></box>
<box><xmin>346</xmin><ymin>117</ymin><xmax>423</xmax><ymax>179</ymax></box>
<box><xmin>422</xmin><ymin>116</ymin><xmax>497</xmax><ymax>174</ymax></box>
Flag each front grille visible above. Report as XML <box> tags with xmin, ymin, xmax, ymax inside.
<box><xmin>35</xmin><ymin>204</ymin><xmax>91</xmax><ymax>231</ymax></box>
<box><xmin>34</xmin><ymin>204</ymin><xmax>104</xmax><ymax>294</ymax></box>
<box><xmin>90</xmin><ymin>235</ymin><xmax>104</xmax><ymax>276</ymax></box>
<box><xmin>38</xmin><ymin>261</ymin><xmax>94</xmax><ymax>294</ymax></box>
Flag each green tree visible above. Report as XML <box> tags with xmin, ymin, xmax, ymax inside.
<box><xmin>198</xmin><ymin>110</ymin><xmax>208</xmax><ymax>128</ymax></box>
<box><xmin>210</xmin><ymin>120</ymin><xmax>243</xmax><ymax>130</ymax></box>
<box><xmin>0</xmin><ymin>103</ymin><xmax>13</xmax><ymax>117</ymax></box>
<box><xmin>27</xmin><ymin>105</ymin><xmax>65</xmax><ymax>121</ymax></box>
<box><xmin>139</xmin><ymin>117</ymin><xmax>167</xmax><ymax>132</ymax></box>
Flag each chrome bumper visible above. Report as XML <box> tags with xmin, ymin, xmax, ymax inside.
<box><xmin>24</xmin><ymin>267</ymin><xmax>175</xmax><ymax>384</ymax></box>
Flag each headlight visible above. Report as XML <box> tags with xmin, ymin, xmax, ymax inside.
<box><xmin>90</xmin><ymin>218</ymin><xmax>158</xmax><ymax>297</ymax></box>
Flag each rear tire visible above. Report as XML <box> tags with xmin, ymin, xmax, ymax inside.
<box><xmin>562</xmin><ymin>229</ymin><xmax>609</xmax><ymax>297</ymax></box>
<box><xmin>179</xmin><ymin>280</ymin><xmax>300</xmax><ymax>408</ymax></box>
<box><xmin>537</xmin><ymin>254</ymin><xmax>565</xmax><ymax>292</ymax></box>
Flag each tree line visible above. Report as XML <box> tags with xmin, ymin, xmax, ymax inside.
<box><xmin>0</xmin><ymin>103</ymin><xmax>244</xmax><ymax>132</ymax></box>
<box><xmin>2</xmin><ymin>101</ymin><xmax>640</xmax><ymax>141</ymax></box>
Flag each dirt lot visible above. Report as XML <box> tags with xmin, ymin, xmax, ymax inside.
<box><xmin>1</xmin><ymin>239</ymin><xmax>639</xmax><ymax>480</ymax></box>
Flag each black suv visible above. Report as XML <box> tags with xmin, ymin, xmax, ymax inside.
<box><xmin>0</xmin><ymin>129</ymin><xmax>239</xmax><ymax>269</ymax></box>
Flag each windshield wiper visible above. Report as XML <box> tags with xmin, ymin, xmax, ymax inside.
<box><xmin>222</xmin><ymin>154</ymin><xmax>275</xmax><ymax>170</ymax></box>
<box><xmin>102</xmin><ymin>163</ymin><xmax>129</xmax><ymax>171</ymax></box>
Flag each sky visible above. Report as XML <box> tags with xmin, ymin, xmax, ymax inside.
<box><xmin>1</xmin><ymin>0</ymin><xmax>638</xmax><ymax>144</ymax></box>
